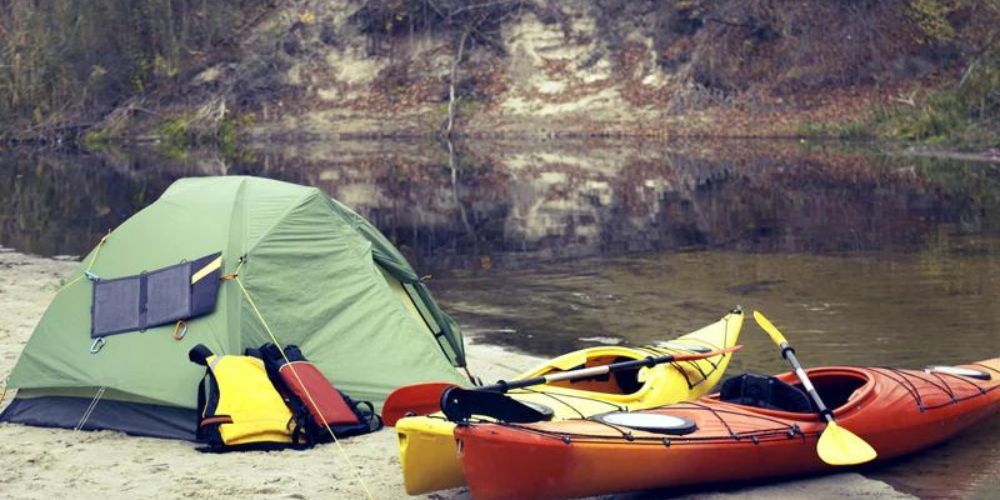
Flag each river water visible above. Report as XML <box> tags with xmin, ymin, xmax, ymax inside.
<box><xmin>1</xmin><ymin>140</ymin><xmax>998</xmax><ymax>498</ymax></box>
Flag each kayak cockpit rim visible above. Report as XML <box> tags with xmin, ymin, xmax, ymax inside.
<box><xmin>531</xmin><ymin>351</ymin><xmax>654</xmax><ymax>396</ymax></box>
<box><xmin>710</xmin><ymin>367</ymin><xmax>876</xmax><ymax>420</ymax></box>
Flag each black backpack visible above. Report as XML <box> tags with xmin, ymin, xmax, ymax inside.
<box><xmin>251</xmin><ymin>343</ymin><xmax>382</xmax><ymax>444</ymax></box>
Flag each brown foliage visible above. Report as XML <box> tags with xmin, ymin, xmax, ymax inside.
<box><xmin>0</xmin><ymin>0</ymin><xmax>275</xmax><ymax>139</ymax></box>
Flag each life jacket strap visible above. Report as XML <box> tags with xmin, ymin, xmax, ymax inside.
<box><xmin>199</xmin><ymin>415</ymin><xmax>234</xmax><ymax>427</ymax></box>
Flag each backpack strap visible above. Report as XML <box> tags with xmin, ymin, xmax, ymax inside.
<box><xmin>354</xmin><ymin>400</ymin><xmax>383</xmax><ymax>433</ymax></box>
<box><xmin>189</xmin><ymin>344</ymin><xmax>213</xmax><ymax>366</ymax></box>
<box><xmin>194</xmin><ymin>370</ymin><xmax>226</xmax><ymax>446</ymax></box>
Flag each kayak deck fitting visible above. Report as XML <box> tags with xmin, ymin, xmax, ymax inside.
<box><xmin>456</xmin><ymin>358</ymin><xmax>1000</xmax><ymax>499</ymax></box>
<box><xmin>396</xmin><ymin>309</ymin><xmax>744</xmax><ymax>494</ymax></box>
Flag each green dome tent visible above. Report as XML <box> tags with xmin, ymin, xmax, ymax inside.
<box><xmin>0</xmin><ymin>176</ymin><xmax>468</xmax><ymax>440</ymax></box>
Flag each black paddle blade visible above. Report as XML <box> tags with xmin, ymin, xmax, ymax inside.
<box><xmin>440</xmin><ymin>387</ymin><xmax>553</xmax><ymax>423</ymax></box>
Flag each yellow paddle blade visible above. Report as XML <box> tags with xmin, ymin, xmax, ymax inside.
<box><xmin>753</xmin><ymin>310</ymin><xmax>788</xmax><ymax>346</ymax></box>
<box><xmin>817</xmin><ymin>421</ymin><xmax>877</xmax><ymax>466</ymax></box>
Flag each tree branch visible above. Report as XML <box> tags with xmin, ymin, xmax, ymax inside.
<box><xmin>445</xmin><ymin>27</ymin><xmax>472</xmax><ymax>139</ymax></box>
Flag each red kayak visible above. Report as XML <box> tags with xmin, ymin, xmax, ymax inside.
<box><xmin>456</xmin><ymin>358</ymin><xmax>1000</xmax><ymax>499</ymax></box>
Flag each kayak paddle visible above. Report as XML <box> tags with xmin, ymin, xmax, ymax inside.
<box><xmin>382</xmin><ymin>344</ymin><xmax>743</xmax><ymax>425</ymax></box>
<box><xmin>381</xmin><ymin>382</ymin><xmax>458</xmax><ymax>426</ymax></box>
<box><xmin>441</xmin><ymin>386</ymin><xmax>554</xmax><ymax>423</ymax></box>
<box><xmin>753</xmin><ymin>310</ymin><xmax>877</xmax><ymax>466</ymax></box>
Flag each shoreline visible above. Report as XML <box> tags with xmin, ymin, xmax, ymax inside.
<box><xmin>0</xmin><ymin>249</ymin><xmax>913</xmax><ymax>499</ymax></box>
<box><xmin>7</xmin><ymin>134</ymin><xmax>998</xmax><ymax>178</ymax></box>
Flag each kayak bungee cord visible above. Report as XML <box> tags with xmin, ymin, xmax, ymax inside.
<box><xmin>393</xmin><ymin>311</ymin><xmax>744</xmax><ymax>496</ymax></box>
<box><xmin>454</xmin><ymin>358</ymin><xmax>1000</xmax><ymax>499</ymax></box>
<box><xmin>672</xmin><ymin>309</ymin><xmax>737</xmax><ymax>388</ymax></box>
<box><xmin>417</xmin><ymin>386</ymin><xmax>627</xmax><ymax>423</ymax></box>
<box><xmin>501</xmin><ymin>339</ymin><xmax>742</xmax><ymax>418</ymax></box>
<box><xmin>505</xmin><ymin>340</ymin><xmax>730</xmax><ymax>414</ymax></box>
<box><xmin>383</xmin><ymin>340</ymin><xmax>742</xmax><ymax>426</ymax></box>
<box><xmin>633</xmin><ymin>342</ymin><xmax>719</xmax><ymax>390</ymax></box>
<box><xmin>516</xmin><ymin>386</ymin><xmax>624</xmax><ymax>417</ymax></box>
<box><xmin>472</xmin><ymin>364</ymin><xmax>1000</xmax><ymax>449</ymax></box>
<box><xmin>636</xmin><ymin>309</ymin><xmax>735</xmax><ymax>390</ymax></box>
<box><xmin>482</xmin><ymin>401</ymin><xmax>807</xmax><ymax>445</ymax></box>
<box><xmin>973</xmin><ymin>363</ymin><xmax>1000</xmax><ymax>376</ymax></box>
<box><xmin>440</xmin><ymin>345</ymin><xmax>743</xmax><ymax>423</ymax></box>
<box><xmin>869</xmin><ymin>366</ymin><xmax>999</xmax><ymax>410</ymax></box>
<box><xmin>923</xmin><ymin>369</ymin><xmax>983</xmax><ymax>393</ymax></box>
<box><xmin>234</xmin><ymin>273</ymin><xmax>375</xmax><ymax>500</ymax></box>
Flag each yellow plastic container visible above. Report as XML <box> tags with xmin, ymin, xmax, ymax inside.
<box><xmin>396</xmin><ymin>309</ymin><xmax>744</xmax><ymax>495</ymax></box>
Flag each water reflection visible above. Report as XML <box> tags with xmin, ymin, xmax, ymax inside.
<box><xmin>2</xmin><ymin>141</ymin><xmax>998</xmax><ymax>270</ymax></box>
<box><xmin>0</xmin><ymin>148</ymin><xmax>230</xmax><ymax>256</ymax></box>
<box><xmin>436</xmin><ymin>248</ymin><xmax>1000</xmax><ymax>361</ymax></box>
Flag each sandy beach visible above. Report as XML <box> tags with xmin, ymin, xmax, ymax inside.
<box><xmin>0</xmin><ymin>248</ymin><xmax>913</xmax><ymax>499</ymax></box>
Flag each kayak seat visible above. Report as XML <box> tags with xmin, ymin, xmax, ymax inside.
<box><xmin>720</xmin><ymin>373</ymin><xmax>815</xmax><ymax>413</ymax></box>
<box><xmin>802</xmin><ymin>373</ymin><xmax>868</xmax><ymax>409</ymax></box>
<box><xmin>611</xmin><ymin>357</ymin><xmax>645</xmax><ymax>394</ymax></box>
<box><xmin>554</xmin><ymin>356</ymin><xmax>645</xmax><ymax>395</ymax></box>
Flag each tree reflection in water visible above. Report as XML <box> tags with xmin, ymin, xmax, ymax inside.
<box><xmin>1</xmin><ymin>140</ymin><xmax>997</xmax><ymax>271</ymax></box>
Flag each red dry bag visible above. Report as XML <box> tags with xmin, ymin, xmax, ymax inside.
<box><xmin>255</xmin><ymin>344</ymin><xmax>381</xmax><ymax>442</ymax></box>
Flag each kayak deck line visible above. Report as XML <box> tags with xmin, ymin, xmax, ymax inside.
<box><xmin>409</xmin><ymin>340</ymin><xmax>742</xmax><ymax>424</ymax></box>
<box><xmin>869</xmin><ymin>366</ymin><xmax>997</xmax><ymax>411</ymax></box>
<box><xmin>458</xmin><ymin>400</ymin><xmax>811</xmax><ymax>446</ymax></box>
<box><xmin>630</xmin><ymin>343</ymin><xmax>725</xmax><ymax>391</ymax></box>
<box><xmin>971</xmin><ymin>362</ymin><xmax>1000</xmax><ymax>376</ymax></box>
<box><xmin>472</xmin><ymin>364</ymin><xmax>1000</xmax><ymax>446</ymax></box>
<box><xmin>396</xmin><ymin>310</ymin><xmax>745</xmax><ymax>495</ymax></box>
<box><xmin>455</xmin><ymin>358</ymin><xmax>1000</xmax><ymax>499</ymax></box>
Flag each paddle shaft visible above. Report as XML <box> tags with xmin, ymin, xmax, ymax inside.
<box><xmin>440</xmin><ymin>349</ymin><xmax>737</xmax><ymax>423</ymax></box>
<box><xmin>779</xmin><ymin>343</ymin><xmax>834</xmax><ymax>423</ymax></box>
<box><xmin>478</xmin><ymin>349</ymin><xmax>732</xmax><ymax>394</ymax></box>
<box><xmin>754</xmin><ymin>310</ymin><xmax>877</xmax><ymax>465</ymax></box>
<box><xmin>383</xmin><ymin>345</ymin><xmax>738</xmax><ymax>426</ymax></box>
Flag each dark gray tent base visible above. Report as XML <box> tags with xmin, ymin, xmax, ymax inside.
<box><xmin>0</xmin><ymin>396</ymin><xmax>197</xmax><ymax>441</ymax></box>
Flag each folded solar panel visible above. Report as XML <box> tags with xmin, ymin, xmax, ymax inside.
<box><xmin>91</xmin><ymin>252</ymin><xmax>222</xmax><ymax>337</ymax></box>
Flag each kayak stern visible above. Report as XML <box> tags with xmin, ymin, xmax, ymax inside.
<box><xmin>397</xmin><ymin>416</ymin><xmax>464</xmax><ymax>494</ymax></box>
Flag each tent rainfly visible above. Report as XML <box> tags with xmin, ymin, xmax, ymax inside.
<box><xmin>0</xmin><ymin>176</ymin><xmax>468</xmax><ymax>440</ymax></box>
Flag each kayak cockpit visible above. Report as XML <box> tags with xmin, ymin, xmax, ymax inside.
<box><xmin>524</xmin><ymin>340</ymin><xmax>736</xmax><ymax>397</ymax></box>
<box><xmin>794</xmin><ymin>370</ymin><xmax>871</xmax><ymax>410</ymax></box>
<box><xmin>715</xmin><ymin>368</ymin><xmax>873</xmax><ymax>415</ymax></box>
<box><xmin>536</xmin><ymin>354</ymin><xmax>647</xmax><ymax>395</ymax></box>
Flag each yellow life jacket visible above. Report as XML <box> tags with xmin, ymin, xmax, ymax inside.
<box><xmin>189</xmin><ymin>344</ymin><xmax>299</xmax><ymax>449</ymax></box>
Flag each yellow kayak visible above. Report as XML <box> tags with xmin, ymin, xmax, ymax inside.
<box><xmin>395</xmin><ymin>308</ymin><xmax>744</xmax><ymax>495</ymax></box>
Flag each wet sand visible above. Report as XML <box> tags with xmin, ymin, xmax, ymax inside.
<box><xmin>0</xmin><ymin>249</ymin><xmax>912</xmax><ymax>499</ymax></box>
